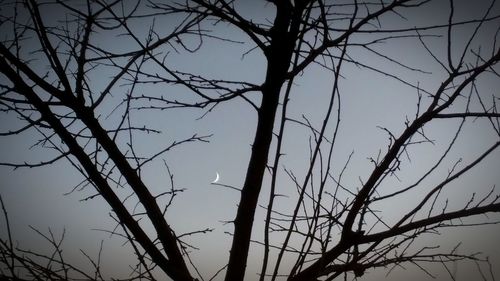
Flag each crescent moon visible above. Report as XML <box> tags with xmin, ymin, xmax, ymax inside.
<box><xmin>212</xmin><ymin>172</ymin><xmax>220</xmax><ymax>183</ymax></box>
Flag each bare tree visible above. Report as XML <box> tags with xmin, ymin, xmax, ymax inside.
<box><xmin>1</xmin><ymin>0</ymin><xmax>500</xmax><ymax>281</ymax></box>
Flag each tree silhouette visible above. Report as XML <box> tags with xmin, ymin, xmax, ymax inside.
<box><xmin>1</xmin><ymin>0</ymin><xmax>500</xmax><ymax>281</ymax></box>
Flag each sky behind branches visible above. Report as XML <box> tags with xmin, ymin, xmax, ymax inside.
<box><xmin>1</xmin><ymin>1</ymin><xmax>500</xmax><ymax>280</ymax></box>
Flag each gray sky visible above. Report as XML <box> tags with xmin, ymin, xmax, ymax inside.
<box><xmin>1</xmin><ymin>1</ymin><xmax>500</xmax><ymax>281</ymax></box>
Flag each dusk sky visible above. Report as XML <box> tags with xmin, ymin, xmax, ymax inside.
<box><xmin>1</xmin><ymin>1</ymin><xmax>500</xmax><ymax>281</ymax></box>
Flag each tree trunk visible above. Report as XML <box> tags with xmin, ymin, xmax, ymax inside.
<box><xmin>224</xmin><ymin>3</ymin><xmax>299</xmax><ymax>281</ymax></box>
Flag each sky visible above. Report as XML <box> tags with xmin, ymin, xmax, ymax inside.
<box><xmin>1</xmin><ymin>1</ymin><xmax>500</xmax><ymax>281</ymax></box>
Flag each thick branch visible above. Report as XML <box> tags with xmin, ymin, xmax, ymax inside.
<box><xmin>0</xmin><ymin>56</ymin><xmax>194</xmax><ymax>281</ymax></box>
<box><xmin>435</xmin><ymin>112</ymin><xmax>500</xmax><ymax>118</ymax></box>
<box><xmin>360</xmin><ymin>202</ymin><xmax>500</xmax><ymax>244</ymax></box>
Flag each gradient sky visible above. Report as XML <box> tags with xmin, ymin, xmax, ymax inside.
<box><xmin>1</xmin><ymin>1</ymin><xmax>500</xmax><ymax>281</ymax></box>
